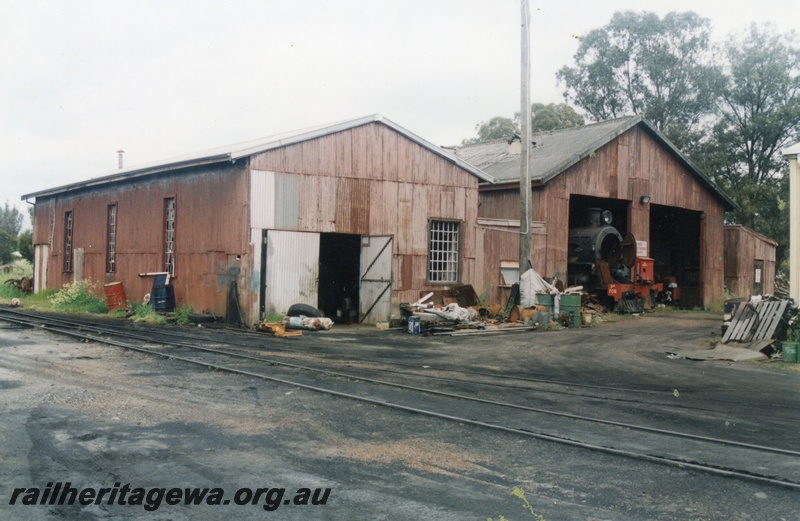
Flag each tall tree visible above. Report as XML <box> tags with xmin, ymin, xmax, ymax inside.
<box><xmin>0</xmin><ymin>202</ymin><xmax>23</xmax><ymax>264</ymax></box>
<box><xmin>461</xmin><ymin>116</ymin><xmax>517</xmax><ymax>145</ymax></box>
<box><xmin>461</xmin><ymin>103</ymin><xmax>584</xmax><ymax>145</ymax></box>
<box><xmin>528</xmin><ymin>102</ymin><xmax>585</xmax><ymax>132</ymax></box>
<box><xmin>695</xmin><ymin>24</ymin><xmax>800</xmax><ymax>264</ymax></box>
<box><xmin>557</xmin><ymin>11</ymin><xmax>718</xmax><ymax>149</ymax></box>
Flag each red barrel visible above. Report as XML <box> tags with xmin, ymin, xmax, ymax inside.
<box><xmin>104</xmin><ymin>282</ymin><xmax>127</xmax><ymax>311</ymax></box>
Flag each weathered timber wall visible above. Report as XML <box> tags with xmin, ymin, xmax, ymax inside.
<box><xmin>32</xmin><ymin>163</ymin><xmax>250</xmax><ymax>315</ymax></box>
<box><xmin>724</xmin><ymin>225</ymin><xmax>777</xmax><ymax>297</ymax></box>
<box><xmin>247</xmin><ymin>122</ymin><xmax>481</xmax><ymax>316</ymax></box>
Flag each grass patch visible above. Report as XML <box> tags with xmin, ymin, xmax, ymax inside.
<box><xmin>130</xmin><ymin>303</ymin><xmax>167</xmax><ymax>325</ymax></box>
<box><xmin>174</xmin><ymin>305</ymin><xmax>194</xmax><ymax>325</ymax></box>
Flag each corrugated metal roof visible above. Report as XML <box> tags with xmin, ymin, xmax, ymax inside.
<box><xmin>453</xmin><ymin>115</ymin><xmax>737</xmax><ymax>210</ymax></box>
<box><xmin>22</xmin><ymin>114</ymin><xmax>494</xmax><ymax>201</ymax></box>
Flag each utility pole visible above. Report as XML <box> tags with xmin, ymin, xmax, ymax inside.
<box><xmin>519</xmin><ymin>0</ymin><xmax>532</xmax><ymax>276</ymax></box>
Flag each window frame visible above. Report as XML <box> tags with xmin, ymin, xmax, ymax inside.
<box><xmin>426</xmin><ymin>219</ymin><xmax>461</xmax><ymax>284</ymax></box>
<box><xmin>163</xmin><ymin>197</ymin><xmax>176</xmax><ymax>277</ymax></box>
<box><xmin>106</xmin><ymin>203</ymin><xmax>118</xmax><ymax>273</ymax></box>
<box><xmin>63</xmin><ymin>210</ymin><xmax>74</xmax><ymax>273</ymax></box>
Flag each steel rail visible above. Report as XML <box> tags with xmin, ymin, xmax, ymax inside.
<box><xmin>3</xmin><ymin>309</ymin><xmax>800</xmax><ymax>493</ymax></box>
<box><xmin>2</xmin><ymin>308</ymin><xmax>799</xmax><ymax>459</ymax></box>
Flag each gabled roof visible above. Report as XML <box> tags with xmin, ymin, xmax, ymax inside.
<box><xmin>22</xmin><ymin>114</ymin><xmax>494</xmax><ymax>201</ymax></box>
<box><xmin>453</xmin><ymin>115</ymin><xmax>737</xmax><ymax>210</ymax></box>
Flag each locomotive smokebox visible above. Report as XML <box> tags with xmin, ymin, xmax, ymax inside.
<box><xmin>568</xmin><ymin>208</ymin><xmax>623</xmax><ymax>266</ymax></box>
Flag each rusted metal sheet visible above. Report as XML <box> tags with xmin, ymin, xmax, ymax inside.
<box><xmin>32</xmin><ymin>162</ymin><xmax>250</xmax><ymax>316</ymax></box>
<box><xmin>336</xmin><ymin>178</ymin><xmax>370</xmax><ymax>234</ymax></box>
<box><xmin>265</xmin><ymin>230</ymin><xmax>319</xmax><ymax>315</ymax></box>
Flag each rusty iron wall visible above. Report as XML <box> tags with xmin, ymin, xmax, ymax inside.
<box><xmin>246</xmin><ymin>122</ymin><xmax>481</xmax><ymax>318</ymax></box>
<box><xmin>724</xmin><ymin>225</ymin><xmax>777</xmax><ymax>297</ymax></box>
<box><xmin>32</xmin><ymin>162</ymin><xmax>250</xmax><ymax>316</ymax></box>
<box><xmin>478</xmin><ymin>125</ymin><xmax>728</xmax><ymax>307</ymax></box>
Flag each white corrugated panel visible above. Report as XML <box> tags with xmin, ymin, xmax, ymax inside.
<box><xmin>274</xmin><ymin>172</ymin><xmax>300</xmax><ymax>229</ymax></box>
<box><xmin>360</xmin><ymin>236</ymin><xmax>393</xmax><ymax>323</ymax></box>
<box><xmin>250</xmin><ymin>170</ymin><xmax>276</xmax><ymax>229</ymax></box>
<box><xmin>265</xmin><ymin>230</ymin><xmax>320</xmax><ymax>314</ymax></box>
<box><xmin>251</xmin><ymin>170</ymin><xmax>300</xmax><ymax>230</ymax></box>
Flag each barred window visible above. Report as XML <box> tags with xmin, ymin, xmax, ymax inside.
<box><xmin>63</xmin><ymin>211</ymin><xmax>73</xmax><ymax>272</ymax></box>
<box><xmin>106</xmin><ymin>204</ymin><xmax>117</xmax><ymax>273</ymax></box>
<box><xmin>164</xmin><ymin>198</ymin><xmax>176</xmax><ymax>276</ymax></box>
<box><xmin>428</xmin><ymin>220</ymin><xmax>460</xmax><ymax>283</ymax></box>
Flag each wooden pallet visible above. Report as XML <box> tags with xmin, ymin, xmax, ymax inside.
<box><xmin>722</xmin><ymin>300</ymin><xmax>789</xmax><ymax>343</ymax></box>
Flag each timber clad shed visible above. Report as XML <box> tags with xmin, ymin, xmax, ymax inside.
<box><xmin>457</xmin><ymin>115</ymin><xmax>738</xmax><ymax>308</ymax></box>
<box><xmin>723</xmin><ymin>225</ymin><xmax>777</xmax><ymax>297</ymax></box>
<box><xmin>22</xmin><ymin>115</ymin><xmax>493</xmax><ymax>325</ymax></box>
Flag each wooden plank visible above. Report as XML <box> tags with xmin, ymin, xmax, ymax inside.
<box><xmin>752</xmin><ymin>301</ymin><xmax>775</xmax><ymax>339</ymax></box>
<box><xmin>722</xmin><ymin>302</ymin><xmax>749</xmax><ymax>343</ymax></box>
<box><xmin>766</xmin><ymin>300</ymin><xmax>789</xmax><ymax>338</ymax></box>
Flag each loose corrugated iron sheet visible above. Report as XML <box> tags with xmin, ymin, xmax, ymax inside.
<box><xmin>265</xmin><ymin>230</ymin><xmax>319</xmax><ymax>314</ymax></box>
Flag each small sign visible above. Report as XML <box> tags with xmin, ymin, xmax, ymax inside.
<box><xmin>636</xmin><ymin>240</ymin><xmax>648</xmax><ymax>257</ymax></box>
<box><xmin>755</xmin><ymin>268</ymin><xmax>762</xmax><ymax>284</ymax></box>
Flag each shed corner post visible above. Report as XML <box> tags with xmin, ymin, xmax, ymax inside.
<box><xmin>783</xmin><ymin>143</ymin><xmax>800</xmax><ymax>304</ymax></box>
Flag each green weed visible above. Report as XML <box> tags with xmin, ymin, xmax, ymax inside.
<box><xmin>174</xmin><ymin>305</ymin><xmax>195</xmax><ymax>325</ymax></box>
<box><xmin>130</xmin><ymin>303</ymin><xmax>167</xmax><ymax>325</ymax></box>
<box><xmin>48</xmin><ymin>280</ymin><xmax>108</xmax><ymax>314</ymax></box>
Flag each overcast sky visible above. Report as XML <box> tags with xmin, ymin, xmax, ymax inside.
<box><xmin>2</xmin><ymin>0</ymin><xmax>799</xmax><ymax>228</ymax></box>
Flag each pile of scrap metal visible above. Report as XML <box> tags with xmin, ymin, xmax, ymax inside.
<box><xmin>3</xmin><ymin>276</ymin><xmax>33</xmax><ymax>293</ymax></box>
<box><xmin>721</xmin><ymin>295</ymin><xmax>798</xmax><ymax>356</ymax></box>
<box><xmin>400</xmin><ymin>289</ymin><xmax>491</xmax><ymax>336</ymax></box>
<box><xmin>400</xmin><ymin>271</ymin><xmax>593</xmax><ymax>336</ymax></box>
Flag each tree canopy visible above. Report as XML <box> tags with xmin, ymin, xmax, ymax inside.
<box><xmin>461</xmin><ymin>103</ymin><xmax>584</xmax><ymax>145</ymax></box>
<box><xmin>693</xmin><ymin>24</ymin><xmax>800</xmax><ymax>264</ymax></box>
<box><xmin>0</xmin><ymin>202</ymin><xmax>23</xmax><ymax>264</ymax></box>
<box><xmin>556</xmin><ymin>11</ymin><xmax>718</xmax><ymax>150</ymax></box>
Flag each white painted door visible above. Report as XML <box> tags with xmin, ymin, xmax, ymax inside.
<box><xmin>264</xmin><ymin>230</ymin><xmax>320</xmax><ymax>315</ymax></box>
<box><xmin>359</xmin><ymin>236</ymin><xmax>393</xmax><ymax>323</ymax></box>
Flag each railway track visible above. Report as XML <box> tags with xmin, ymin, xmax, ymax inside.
<box><xmin>2</xmin><ymin>307</ymin><xmax>799</xmax><ymax>491</ymax></box>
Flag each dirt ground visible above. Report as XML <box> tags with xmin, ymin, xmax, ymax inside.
<box><xmin>1</xmin><ymin>310</ymin><xmax>799</xmax><ymax>520</ymax></box>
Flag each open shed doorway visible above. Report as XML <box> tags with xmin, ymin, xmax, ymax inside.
<box><xmin>649</xmin><ymin>204</ymin><xmax>701</xmax><ymax>308</ymax></box>
<box><xmin>567</xmin><ymin>195</ymin><xmax>631</xmax><ymax>288</ymax></box>
<box><xmin>318</xmin><ymin>233</ymin><xmax>361</xmax><ymax>323</ymax></box>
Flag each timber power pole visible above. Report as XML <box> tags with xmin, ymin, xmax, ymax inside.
<box><xmin>519</xmin><ymin>0</ymin><xmax>532</xmax><ymax>276</ymax></box>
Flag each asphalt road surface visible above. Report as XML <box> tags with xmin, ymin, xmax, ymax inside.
<box><xmin>1</xmin><ymin>310</ymin><xmax>799</xmax><ymax>520</ymax></box>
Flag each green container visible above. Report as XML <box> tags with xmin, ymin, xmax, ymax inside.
<box><xmin>783</xmin><ymin>342</ymin><xmax>799</xmax><ymax>363</ymax></box>
<box><xmin>536</xmin><ymin>294</ymin><xmax>554</xmax><ymax>311</ymax></box>
<box><xmin>537</xmin><ymin>294</ymin><xmax>581</xmax><ymax>327</ymax></box>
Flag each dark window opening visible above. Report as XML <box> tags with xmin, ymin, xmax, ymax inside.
<box><xmin>164</xmin><ymin>198</ymin><xmax>175</xmax><ymax>276</ymax></box>
<box><xmin>63</xmin><ymin>211</ymin><xmax>73</xmax><ymax>272</ymax></box>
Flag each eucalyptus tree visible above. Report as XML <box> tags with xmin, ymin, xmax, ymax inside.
<box><xmin>557</xmin><ymin>11</ymin><xmax>718</xmax><ymax>150</ymax></box>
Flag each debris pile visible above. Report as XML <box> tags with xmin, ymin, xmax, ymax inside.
<box><xmin>400</xmin><ymin>269</ymin><xmax>599</xmax><ymax>336</ymax></box>
<box><xmin>721</xmin><ymin>296</ymin><xmax>798</xmax><ymax>358</ymax></box>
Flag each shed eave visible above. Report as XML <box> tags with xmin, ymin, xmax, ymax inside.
<box><xmin>21</xmin><ymin>153</ymin><xmax>233</xmax><ymax>202</ymax></box>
